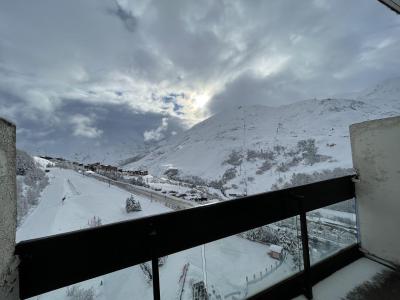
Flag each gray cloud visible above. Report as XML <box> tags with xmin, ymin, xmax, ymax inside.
<box><xmin>209</xmin><ymin>72</ymin><xmax>302</xmax><ymax>112</ymax></box>
<box><xmin>143</xmin><ymin>117</ymin><xmax>168</xmax><ymax>142</ymax></box>
<box><xmin>108</xmin><ymin>1</ymin><xmax>138</xmax><ymax>32</ymax></box>
<box><xmin>207</xmin><ymin>0</ymin><xmax>400</xmax><ymax>112</ymax></box>
<box><xmin>70</xmin><ymin>114</ymin><xmax>104</xmax><ymax>138</ymax></box>
<box><xmin>14</xmin><ymin>100</ymin><xmax>185</xmax><ymax>162</ymax></box>
<box><xmin>0</xmin><ymin>0</ymin><xmax>399</xmax><ymax>158</ymax></box>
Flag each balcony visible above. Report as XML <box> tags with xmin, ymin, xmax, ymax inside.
<box><xmin>1</xmin><ymin>115</ymin><xmax>400</xmax><ymax>300</ymax></box>
<box><xmin>15</xmin><ymin>175</ymin><xmax>357</xmax><ymax>300</ymax></box>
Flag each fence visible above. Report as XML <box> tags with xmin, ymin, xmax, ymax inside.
<box><xmin>86</xmin><ymin>172</ymin><xmax>197</xmax><ymax>210</ymax></box>
<box><xmin>16</xmin><ymin>175</ymin><xmax>360</xmax><ymax>300</ymax></box>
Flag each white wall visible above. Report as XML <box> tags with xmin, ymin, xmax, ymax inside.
<box><xmin>0</xmin><ymin>118</ymin><xmax>18</xmax><ymax>300</ymax></box>
<box><xmin>350</xmin><ymin>115</ymin><xmax>400</xmax><ymax>265</ymax></box>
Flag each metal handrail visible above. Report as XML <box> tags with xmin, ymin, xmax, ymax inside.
<box><xmin>16</xmin><ymin>175</ymin><xmax>356</xmax><ymax>299</ymax></box>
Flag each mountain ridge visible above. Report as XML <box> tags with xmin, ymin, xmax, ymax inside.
<box><xmin>125</xmin><ymin>78</ymin><xmax>400</xmax><ymax>195</ymax></box>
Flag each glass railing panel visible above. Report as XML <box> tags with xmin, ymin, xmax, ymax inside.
<box><xmin>159</xmin><ymin>216</ymin><xmax>303</xmax><ymax>299</ymax></box>
<box><xmin>16</xmin><ymin>166</ymin><xmax>173</xmax><ymax>242</ymax></box>
<box><xmin>26</xmin><ymin>263</ymin><xmax>154</xmax><ymax>300</ymax></box>
<box><xmin>307</xmin><ymin>198</ymin><xmax>358</xmax><ymax>264</ymax></box>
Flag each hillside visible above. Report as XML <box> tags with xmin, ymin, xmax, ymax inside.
<box><xmin>17</xmin><ymin>168</ymin><xmax>296</xmax><ymax>300</ymax></box>
<box><xmin>17</xmin><ymin>168</ymin><xmax>171</xmax><ymax>241</ymax></box>
<box><xmin>126</xmin><ymin>79</ymin><xmax>400</xmax><ymax>196</ymax></box>
<box><xmin>16</xmin><ymin>150</ymin><xmax>50</xmax><ymax>225</ymax></box>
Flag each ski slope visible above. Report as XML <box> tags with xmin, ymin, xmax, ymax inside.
<box><xmin>17</xmin><ymin>168</ymin><xmax>171</xmax><ymax>242</ymax></box>
<box><xmin>19</xmin><ymin>167</ymin><xmax>296</xmax><ymax>300</ymax></box>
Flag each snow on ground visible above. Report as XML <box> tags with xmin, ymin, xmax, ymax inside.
<box><xmin>139</xmin><ymin>174</ymin><xmax>226</xmax><ymax>202</ymax></box>
<box><xmin>149</xmin><ymin>181</ymin><xmax>193</xmax><ymax>195</ymax></box>
<box><xmin>159</xmin><ymin>236</ymin><xmax>296</xmax><ymax>300</ymax></box>
<box><xmin>20</xmin><ymin>167</ymin><xmax>296</xmax><ymax>300</ymax></box>
<box><xmin>17</xmin><ymin>168</ymin><xmax>171</xmax><ymax>242</ymax></box>
<box><xmin>317</xmin><ymin>208</ymin><xmax>357</xmax><ymax>223</ymax></box>
<box><xmin>33</xmin><ymin>156</ymin><xmax>54</xmax><ymax>168</ymax></box>
<box><xmin>293</xmin><ymin>258</ymin><xmax>390</xmax><ymax>300</ymax></box>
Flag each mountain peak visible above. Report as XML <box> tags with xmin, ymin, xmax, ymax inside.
<box><xmin>359</xmin><ymin>77</ymin><xmax>400</xmax><ymax>100</ymax></box>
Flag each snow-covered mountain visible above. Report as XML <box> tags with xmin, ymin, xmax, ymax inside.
<box><xmin>69</xmin><ymin>142</ymin><xmax>149</xmax><ymax>166</ymax></box>
<box><xmin>125</xmin><ymin>78</ymin><xmax>400</xmax><ymax>195</ymax></box>
<box><xmin>358</xmin><ymin>77</ymin><xmax>400</xmax><ymax>111</ymax></box>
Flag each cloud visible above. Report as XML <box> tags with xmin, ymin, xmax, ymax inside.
<box><xmin>108</xmin><ymin>1</ymin><xmax>138</xmax><ymax>32</ymax></box>
<box><xmin>143</xmin><ymin>117</ymin><xmax>168</xmax><ymax>142</ymax></box>
<box><xmin>0</xmin><ymin>0</ymin><xmax>399</xmax><ymax>158</ymax></box>
<box><xmin>11</xmin><ymin>100</ymin><xmax>186</xmax><ymax>162</ymax></box>
<box><xmin>70</xmin><ymin>114</ymin><xmax>103</xmax><ymax>138</ymax></box>
<box><xmin>209</xmin><ymin>71</ymin><xmax>304</xmax><ymax>112</ymax></box>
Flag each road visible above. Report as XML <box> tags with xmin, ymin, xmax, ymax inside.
<box><xmin>86</xmin><ymin>173</ymin><xmax>198</xmax><ymax>210</ymax></box>
<box><xmin>17</xmin><ymin>168</ymin><xmax>170</xmax><ymax>242</ymax></box>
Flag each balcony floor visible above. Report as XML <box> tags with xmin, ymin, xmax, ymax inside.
<box><xmin>293</xmin><ymin>257</ymin><xmax>399</xmax><ymax>300</ymax></box>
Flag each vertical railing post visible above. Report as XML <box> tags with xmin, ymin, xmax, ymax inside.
<box><xmin>299</xmin><ymin>207</ymin><xmax>313</xmax><ymax>299</ymax></box>
<box><xmin>152</xmin><ymin>258</ymin><xmax>161</xmax><ymax>300</ymax></box>
<box><xmin>0</xmin><ymin>118</ymin><xmax>19</xmax><ymax>300</ymax></box>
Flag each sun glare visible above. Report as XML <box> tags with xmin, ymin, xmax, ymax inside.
<box><xmin>193</xmin><ymin>91</ymin><xmax>211</xmax><ymax>109</ymax></box>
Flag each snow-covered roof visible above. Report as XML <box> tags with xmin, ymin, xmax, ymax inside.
<box><xmin>269</xmin><ymin>244</ymin><xmax>283</xmax><ymax>253</ymax></box>
<box><xmin>33</xmin><ymin>156</ymin><xmax>54</xmax><ymax>168</ymax></box>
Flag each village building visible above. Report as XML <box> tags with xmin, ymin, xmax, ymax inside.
<box><xmin>269</xmin><ymin>244</ymin><xmax>283</xmax><ymax>260</ymax></box>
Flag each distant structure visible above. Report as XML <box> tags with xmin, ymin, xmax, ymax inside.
<box><xmin>269</xmin><ymin>245</ymin><xmax>283</xmax><ymax>260</ymax></box>
<box><xmin>124</xmin><ymin>170</ymin><xmax>149</xmax><ymax>176</ymax></box>
<box><xmin>39</xmin><ymin>156</ymin><xmax>53</xmax><ymax>160</ymax></box>
<box><xmin>98</xmin><ymin>165</ymin><xmax>118</xmax><ymax>173</ymax></box>
<box><xmin>85</xmin><ymin>163</ymin><xmax>117</xmax><ymax>173</ymax></box>
<box><xmin>38</xmin><ymin>156</ymin><xmax>149</xmax><ymax>177</ymax></box>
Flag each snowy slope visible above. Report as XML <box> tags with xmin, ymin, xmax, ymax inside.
<box><xmin>358</xmin><ymin>77</ymin><xmax>400</xmax><ymax>111</ymax></box>
<box><xmin>19</xmin><ymin>168</ymin><xmax>297</xmax><ymax>300</ymax></box>
<box><xmin>126</xmin><ymin>79</ymin><xmax>400</xmax><ymax>195</ymax></box>
<box><xmin>359</xmin><ymin>77</ymin><xmax>400</xmax><ymax>101</ymax></box>
<box><xmin>17</xmin><ymin>168</ymin><xmax>171</xmax><ymax>241</ymax></box>
<box><xmin>70</xmin><ymin>142</ymin><xmax>149</xmax><ymax>166</ymax></box>
<box><xmin>33</xmin><ymin>156</ymin><xmax>54</xmax><ymax>168</ymax></box>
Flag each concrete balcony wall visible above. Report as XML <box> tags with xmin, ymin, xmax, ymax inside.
<box><xmin>351</xmin><ymin>116</ymin><xmax>400</xmax><ymax>266</ymax></box>
<box><xmin>0</xmin><ymin>118</ymin><xmax>18</xmax><ymax>300</ymax></box>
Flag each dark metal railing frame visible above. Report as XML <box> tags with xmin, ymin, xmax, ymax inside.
<box><xmin>16</xmin><ymin>175</ymin><xmax>359</xmax><ymax>299</ymax></box>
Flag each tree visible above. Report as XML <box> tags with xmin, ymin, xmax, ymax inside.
<box><xmin>16</xmin><ymin>149</ymin><xmax>35</xmax><ymax>176</ymax></box>
<box><xmin>16</xmin><ymin>149</ymin><xmax>49</xmax><ymax>224</ymax></box>
<box><xmin>87</xmin><ymin>216</ymin><xmax>102</xmax><ymax>227</ymax></box>
<box><xmin>126</xmin><ymin>195</ymin><xmax>142</xmax><ymax>212</ymax></box>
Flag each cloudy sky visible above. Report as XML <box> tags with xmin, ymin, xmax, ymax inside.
<box><xmin>0</xmin><ymin>0</ymin><xmax>399</xmax><ymax>160</ymax></box>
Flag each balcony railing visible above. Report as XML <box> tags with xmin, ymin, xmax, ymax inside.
<box><xmin>15</xmin><ymin>175</ymin><xmax>361</xmax><ymax>300</ymax></box>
